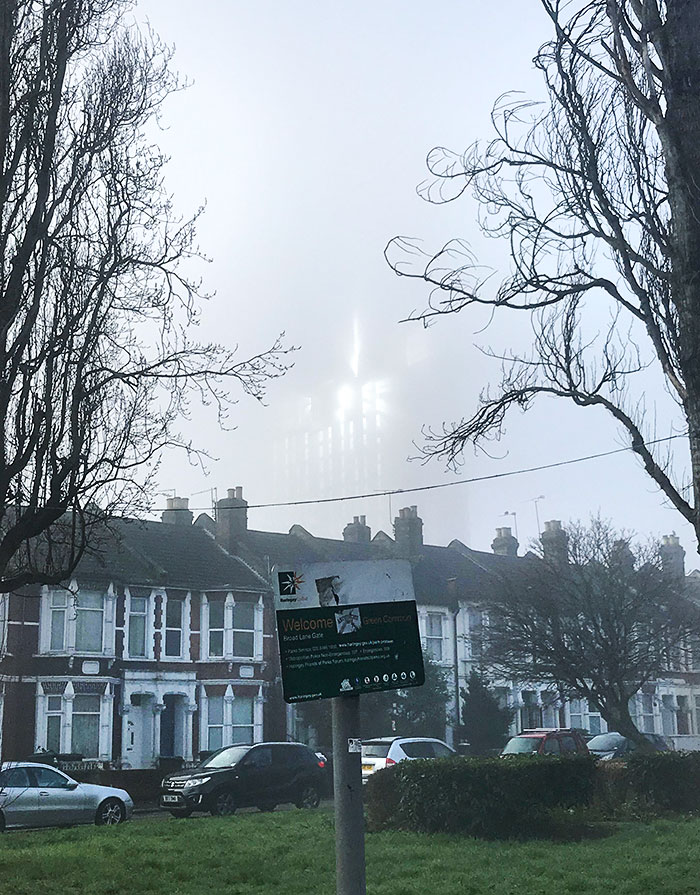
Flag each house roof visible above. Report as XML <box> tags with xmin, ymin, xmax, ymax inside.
<box><xmin>229</xmin><ymin>524</ymin><xmax>530</xmax><ymax>608</ymax></box>
<box><xmin>75</xmin><ymin>518</ymin><xmax>268</xmax><ymax>593</ymax></box>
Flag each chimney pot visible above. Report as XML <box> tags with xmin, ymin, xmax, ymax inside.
<box><xmin>492</xmin><ymin>526</ymin><xmax>518</xmax><ymax>556</ymax></box>
<box><xmin>161</xmin><ymin>495</ymin><xmax>193</xmax><ymax>526</ymax></box>
<box><xmin>343</xmin><ymin>515</ymin><xmax>371</xmax><ymax>544</ymax></box>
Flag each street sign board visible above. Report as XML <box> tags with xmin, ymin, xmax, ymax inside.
<box><xmin>274</xmin><ymin>559</ymin><xmax>425</xmax><ymax>703</ymax></box>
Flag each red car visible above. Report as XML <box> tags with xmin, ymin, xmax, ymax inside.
<box><xmin>501</xmin><ymin>728</ymin><xmax>589</xmax><ymax>757</ymax></box>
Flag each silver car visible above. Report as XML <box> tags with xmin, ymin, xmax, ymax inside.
<box><xmin>0</xmin><ymin>762</ymin><xmax>134</xmax><ymax>830</ymax></box>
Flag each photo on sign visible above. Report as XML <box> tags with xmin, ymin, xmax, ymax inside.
<box><xmin>335</xmin><ymin>607</ymin><xmax>361</xmax><ymax>634</ymax></box>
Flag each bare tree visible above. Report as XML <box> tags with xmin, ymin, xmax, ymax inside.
<box><xmin>0</xmin><ymin>0</ymin><xmax>290</xmax><ymax>591</ymax></box>
<box><xmin>479</xmin><ymin>518</ymin><xmax>699</xmax><ymax>748</ymax></box>
<box><xmin>386</xmin><ymin>1</ymin><xmax>700</xmax><ymax>549</ymax></box>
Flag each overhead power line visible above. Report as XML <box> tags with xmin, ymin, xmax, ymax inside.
<box><xmin>163</xmin><ymin>432</ymin><xmax>688</xmax><ymax>513</ymax></box>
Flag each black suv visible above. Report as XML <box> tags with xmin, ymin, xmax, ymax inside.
<box><xmin>159</xmin><ymin>742</ymin><xmax>325</xmax><ymax>817</ymax></box>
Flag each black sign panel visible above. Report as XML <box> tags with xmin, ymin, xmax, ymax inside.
<box><xmin>276</xmin><ymin>599</ymin><xmax>425</xmax><ymax>703</ymax></box>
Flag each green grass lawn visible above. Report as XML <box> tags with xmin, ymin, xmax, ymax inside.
<box><xmin>2</xmin><ymin>809</ymin><xmax>700</xmax><ymax>895</ymax></box>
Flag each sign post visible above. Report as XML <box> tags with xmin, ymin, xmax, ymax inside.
<box><xmin>332</xmin><ymin>695</ymin><xmax>365</xmax><ymax>895</ymax></box>
<box><xmin>274</xmin><ymin>560</ymin><xmax>424</xmax><ymax>895</ymax></box>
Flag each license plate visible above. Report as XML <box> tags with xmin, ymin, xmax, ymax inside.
<box><xmin>162</xmin><ymin>794</ymin><xmax>181</xmax><ymax>804</ymax></box>
<box><xmin>362</xmin><ymin>764</ymin><xmax>373</xmax><ymax>772</ymax></box>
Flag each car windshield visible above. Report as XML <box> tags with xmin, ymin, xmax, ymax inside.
<box><xmin>587</xmin><ymin>733</ymin><xmax>625</xmax><ymax>751</ymax></box>
<box><xmin>199</xmin><ymin>745</ymin><xmax>252</xmax><ymax>768</ymax></box>
<box><xmin>362</xmin><ymin>742</ymin><xmax>390</xmax><ymax>758</ymax></box>
<box><xmin>502</xmin><ymin>737</ymin><xmax>542</xmax><ymax>754</ymax></box>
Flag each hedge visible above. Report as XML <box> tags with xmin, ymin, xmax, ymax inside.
<box><xmin>594</xmin><ymin>751</ymin><xmax>700</xmax><ymax>814</ymax></box>
<box><xmin>365</xmin><ymin>755</ymin><xmax>596</xmax><ymax>838</ymax></box>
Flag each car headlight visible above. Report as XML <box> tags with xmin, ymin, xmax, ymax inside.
<box><xmin>184</xmin><ymin>777</ymin><xmax>210</xmax><ymax>788</ymax></box>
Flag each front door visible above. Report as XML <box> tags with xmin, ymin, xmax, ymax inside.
<box><xmin>160</xmin><ymin>695</ymin><xmax>177</xmax><ymax>757</ymax></box>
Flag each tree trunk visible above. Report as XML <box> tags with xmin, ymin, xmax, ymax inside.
<box><xmin>659</xmin><ymin>1</ymin><xmax>700</xmax><ymax>549</ymax></box>
<box><xmin>597</xmin><ymin>699</ymin><xmax>655</xmax><ymax>752</ymax></box>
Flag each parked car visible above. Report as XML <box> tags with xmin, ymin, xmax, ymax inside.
<box><xmin>501</xmin><ymin>728</ymin><xmax>590</xmax><ymax>757</ymax></box>
<box><xmin>159</xmin><ymin>742</ymin><xmax>325</xmax><ymax>817</ymax></box>
<box><xmin>0</xmin><ymin>762</ymin><xmax>133</xmax><ymax>830</ymax></box>
<box><xmin>586</xmin><ymin>731</ymin><xmax>672</xmax><ymax>761</ymax></box>
<box><xmin>361</xmin><ymin>736</ymin><xmax>455</xmax><ymax>783</ymax></box>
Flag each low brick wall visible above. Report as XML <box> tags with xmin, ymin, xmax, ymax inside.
<box><xmin>67</xmin><ymin>768</ymin><xmax>163</xmax><ymax>806</ymax></box>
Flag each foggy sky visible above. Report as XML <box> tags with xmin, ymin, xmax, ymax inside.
<box><xmin>133</xmin><ymin>0</ymin><xmax>697</xmax><ymax>566</ymax></box>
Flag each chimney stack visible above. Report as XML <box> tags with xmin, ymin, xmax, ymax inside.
<box><xmin>161</xmin><ymin>496</ymin><xmax>193</xmax><ymax>526</ymax></box>
<box><xmin>394</xmin><ymin>506</ymin><xmax>423</xmax><ymax>556</ymax></box>
<box><xmin>660</xmin><ymin>533</ymin><xmax>685</xmax><ymax>581</ymax></box>
<box><xmin>541</xmin><ymin>520</ymin><xmax>568</xmax><ymax>566</ymax></box>
<box><xmin>343</xmin><ymin>515</ymin><xmax>371</xmax><ymax>544</ymax></box>
<box><xmin>216</xmin><ymin>486</ymin><xmax>248</xmax><ymax>549</ymax></box>
<box><xmin>491</xmin><ymin>526</ymin><xmax>519</xmax><ymax>557</ymax></box>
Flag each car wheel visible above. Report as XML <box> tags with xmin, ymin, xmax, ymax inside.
<box><xmin>210</xmin><ymin>790</ymin><xmax>237</xmax><ymax>817</ymax></box>
<box><xmin>95</xmin><ymin>798</ymin><xmax>125</xmax><ymax>826</ymax></box>
<box><xmin>169</xmin><ymin>808</ymin><xmax>193</xmax><ymax>818</ymax></box>
<box><xmin>0</xmin><ymin>811</ymin><xmax>5</xmax><ymax>833</ymax></box>
<box><xmin>257</xmin><ymin>803</ymin><xmax>276</xmax><ymax>812</ymax></box>
<box><xmin>295</xmin><ymin>784</ymin><xmax>320</xmax><ymax>810</ymax></box>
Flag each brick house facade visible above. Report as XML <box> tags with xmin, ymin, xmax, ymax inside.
<box><xmin>2</xmin><ymin>486</ymin><xmax>699</xmax><ymax>765</ymax></box>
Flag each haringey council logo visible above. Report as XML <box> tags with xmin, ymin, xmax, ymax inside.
<box><xmin>278</xmin><ymin>570</ymin><xmax>304</xmax><ymax>600</ymax></box>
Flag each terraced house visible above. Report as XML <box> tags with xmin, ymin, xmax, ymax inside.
<box><xmin>2</xmin><ymin>485</ymin><xmax>699</xmax><ymax>766</ymax></box>
<box><xmin>0</xmin><ymin>493</ymin><xmax>285</xmax><ymax>768</ymax></box>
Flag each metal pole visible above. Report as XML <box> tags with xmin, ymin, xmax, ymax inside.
<box><xmin>332</xmin><ymin>694</ymin><xmax>366</xmax><ymax>895</ymax></box>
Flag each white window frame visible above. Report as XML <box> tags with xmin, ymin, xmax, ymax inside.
<box><xmin>40</xmin><ymin>585</ymin><xmax>116</xmax><ymax>657</ymax></box>
<box><xmin>424</xmin><ymin>612</ymin><xmax>444</xmax><ymax>663</ymax></box>
<box><xmin>126</xmin><ymin>591</ymin><xmax>153</xmax><ymax>659</ymax></box>
<box><xmin>201</xmin><ymin>593</ymin><xmax>228</xmax><ymax>661</ymax></box>
<box><xmin>206</xmin><ymin>693</ymin><xmax>225</xmax><ymax>751</ymax></box>
<box><xmin>232</xmin><ymin>599</ymin><xmax>257</xmax><ymax>660</ymax></box>
<box><xmin>163</xmin><ymin>593</ymin><xmax>191</xmax><ymax>660</ymax></box>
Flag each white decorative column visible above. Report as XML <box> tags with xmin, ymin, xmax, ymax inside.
<box><xmin>254</xmin><ymin>597</ymin><xmax>264</xmax><ymax>661</ymax></box>
<box><xmin>197</xmin><ymin>684</ymin><xmax>207</xmax><ymax>755</ymax></box>
<box><xmin>254</xmin><ymin>688</ymin><xmax>264</xmax><ymax>743</ymax></box>
<box><xmin>63</xmin><ymin>683</ymin><xmax>75</xmax><ymax>754</ymax></box>
<box><xmin>99</xmin><ymin>689</ymin><xmax>114</xmax><ymax>761</ymax></box>
<box><xmin>200</xmin><ymin>594</ymin><xmax>209</xmax><ymax>661</ymax></box>
<box><xmin>224</xmin><ymin>685</ymin><xmax>235</xmax><ymax>746</ymax></box>
<box><xmin>224</xmin><ymin>593</ymin><xmax>235</xmax><ymax>658</ymax></box>
<box><xmin>183</xmin><ymin>592</ymin><xmax>192</xmax><ymax>661</ymax></box>
<box><xmin>183</xmin><ymin>702</ymin><xmax>197</xmax><ymax>762</ymax></box>
<box><xmin>103</xmin><ymin>585</ymin><xmax>117</xmax><ymax>657</ymax></box>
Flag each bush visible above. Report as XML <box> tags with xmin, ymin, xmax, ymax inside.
<box><xmin>365</xmin><ymin>755</ymin><xmax>596</xmax><ymax>838</ymax></box>
<box><xmin>626</xmin><ymin>751</ymin><xmax>700</xmax><ymax>812</ymax></box>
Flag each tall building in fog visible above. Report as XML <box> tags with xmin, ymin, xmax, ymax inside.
<box><xmin>271</xmin><ymin>375</ymin><xmax>390</xmax><ymax>501</ymax></box>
